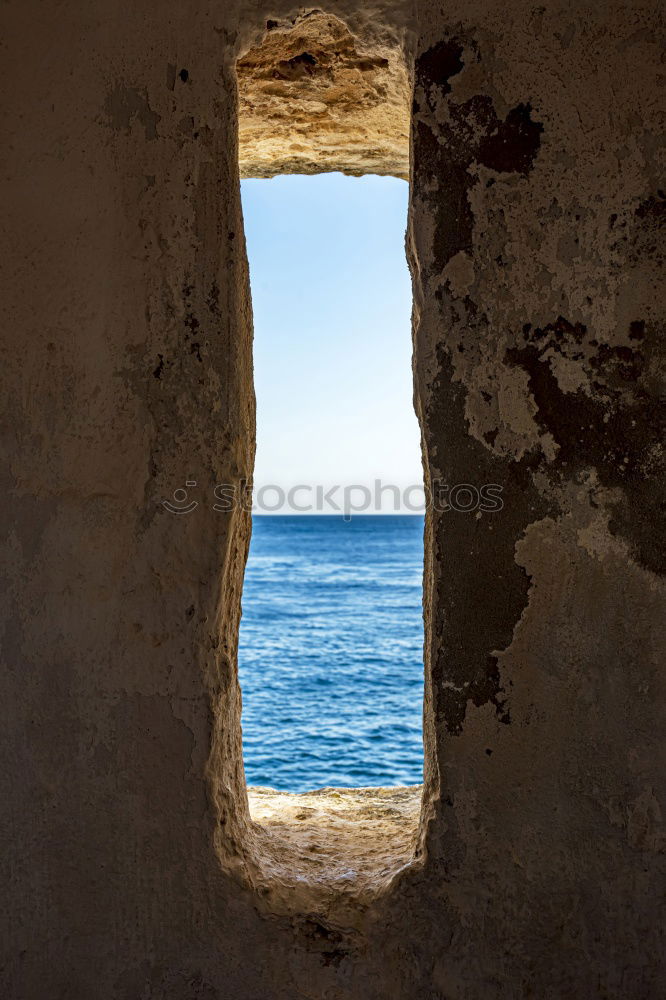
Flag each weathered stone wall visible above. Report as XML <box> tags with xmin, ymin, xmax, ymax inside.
<box><xmin>408</xmin><ymin>8</ymin><xmax>665</xmax><ymax>996</ymax></box>
<box><xmin>1</xmin><ymin>1</ymin><xmax>663</xmax><ymax>998</ymax></box>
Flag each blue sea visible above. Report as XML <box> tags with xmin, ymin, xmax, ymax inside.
<box><xmin>238</xmin><ymin>515</ymin><xmax>425</xmax><ymax>792</ymax></box>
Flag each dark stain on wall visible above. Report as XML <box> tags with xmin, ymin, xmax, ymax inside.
<box><xmin>476</xmin><ymin>102</ymin><xmax>543</xmax><ymax>175</ymax></box>
<box><xmin>413</xmin><ymin>39</ymin><xmax>553</xmax><ymax>735</ymax></box>
<box><xmin>426</xmin><ymin>346</ymin><xmax>552</xmax><ymax>735</ymax></box>
<box><xmin>415</xmin><ymin>38</ymin><xmax>465</xmax><ymax>98</ymax></box>
<box><xmin>414</xmin><ymin>118</ymin><xmax>474</xmax><ymax>267</ymax></box>
<box><xmin>506</xmin><ymin>319</ymin><xmax>665</xmax><ymax>574</ymax></box>
<box><xmin>414</xmin><ymin>39</ymin><xmax>472</xmax><ymax>269</ymax></box>
<box><xmin>414</xmin><ymin>39</ymin><xmax>543</xmax><ymax>270</ymax></box>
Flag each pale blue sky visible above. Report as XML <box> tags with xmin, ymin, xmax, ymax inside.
<box><xmin>240</xmin><ymin>173</ymin><xmax>423</xmax><ymax>513</ymax></box>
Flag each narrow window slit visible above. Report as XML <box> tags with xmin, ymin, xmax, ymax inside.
<box><xmin>235</xmin><ymin>11</ymin><xmax>423</xmax><ymax>907</ymax></box>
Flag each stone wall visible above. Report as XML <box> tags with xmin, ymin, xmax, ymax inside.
<box><xmin>1</xmin><ymin>1</ymin><xmax>663</xmax><ymax>998</ymax></box>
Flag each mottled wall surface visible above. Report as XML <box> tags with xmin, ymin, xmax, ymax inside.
<box><xmin>408</xmin><ymin>7</ymin><xmax>665</xmax><ymax>997</ymax></box>
<box><xmin>1</xmin><ymin>1</ymin><xmax>664</xmax><ymax>998</ymax></box>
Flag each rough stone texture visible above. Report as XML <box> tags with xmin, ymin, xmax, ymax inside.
<box><xmin>238</xmin><ymin>10</ymin><xmax>410</xmax><ymax>179</ymax></box>
<box><xmin>247</xmin><ymin>786</ymin><xmax>420</xmax><ymax>918</ymax></box>
<box><xmin>2</xmin><ymin>1</ymin><xmax>664</xmax><ymax>998</ymax></box>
